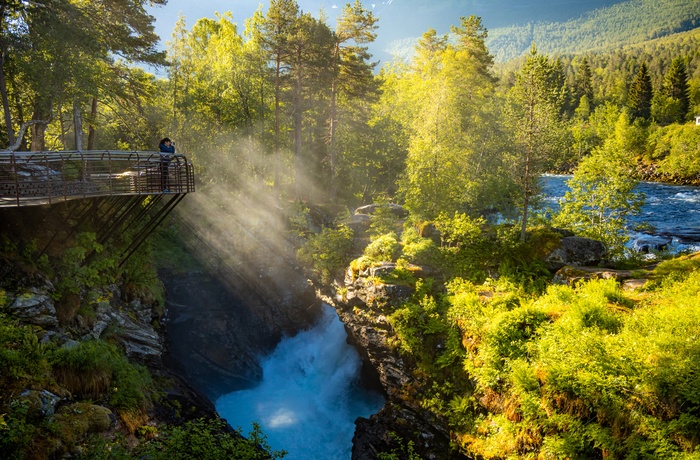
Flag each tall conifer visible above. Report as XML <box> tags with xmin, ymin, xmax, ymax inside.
<box><xmin>664</xmin><ymin>56</ymin><xmax>690</xmax><ymax>122</ymax></box>
<box><xmin>628</xmin><ymin>62</ymin><xmax>652</xmax><ymax>120</ymax></box>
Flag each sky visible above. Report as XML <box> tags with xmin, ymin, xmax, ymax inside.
<box><xmin>146</xmin><ymin>0</ymin><xmax>624</xmax><ymax>66</ymax></box>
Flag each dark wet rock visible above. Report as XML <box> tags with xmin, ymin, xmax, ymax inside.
<box><xmin>353</xmin><ymin>403</ymin><xmax>461</xmax><ymax>460</ymax></box>
<box><xmin>632</xmin><ymin>236</ymin><xmax>672</xmax><ymax>253</ymax></box>
<box><xmin>162</xmin><ymin>266</ymin><xmax>321</xmax><ymax>401</ymax></box>
<box><xmin>543</xmin><ymin>236</ymin><xmax>607</xmax><ymax>271</ymax></box>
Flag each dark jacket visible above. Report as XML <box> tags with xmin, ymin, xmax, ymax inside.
<box><xmin>159</xmin><ymin>142</ymin><xmax>175</xmax><ymax>155</ymax></box>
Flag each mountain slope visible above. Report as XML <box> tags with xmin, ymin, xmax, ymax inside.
<box><xmin>486</xmin><ymin>0</ymin><xmax>700</xmax><ymax>62</ymax></box>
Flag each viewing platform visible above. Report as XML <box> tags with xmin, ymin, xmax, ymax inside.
<box><xmin>0</xmin><ymin>150</ymin><xmax>195</xmax><ymax>208</ymax></box>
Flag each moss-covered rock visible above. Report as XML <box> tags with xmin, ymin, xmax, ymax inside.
<box><xmin>53</xmin><ymin>402</ymin><xmax>114</xmax><ymax>445</ymax></box>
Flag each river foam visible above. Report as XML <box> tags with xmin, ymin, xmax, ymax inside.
<box><xmin>215</xmin><ymin>304</ymin><xmax>384</xmax><ymax>459</ymax></box>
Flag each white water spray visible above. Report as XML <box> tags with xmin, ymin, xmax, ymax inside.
<box><xmin>215</xmin><ymin>305</ymin><xmax>385</xmax><ymax>459</ymax></box>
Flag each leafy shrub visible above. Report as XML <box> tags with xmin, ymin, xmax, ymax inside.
<box><xmin>0</xmin><ymin>316</ymin><xmax>50</xmax><ymax>386</ymax></box>
<box><xmin>132</xmin><ymin>418</ymin><xmax>285</xmax><ymax>460</ymax></box>
<box><xmin>57</xmin><ymin>233</ymin><xmax>117</xmax><ymax>294</ymax></box>
<box><xmin>297</xmin><ymin>224</ymin><xmax>354</xmax><ymax>284</ymax></box>
<box><xmin>399</xmin><ymin>227</ymin><xmax>441</xmax><ymax>267</ymax></box>
<box><xmin>0</xmin><ymin>400</ymin><xmax>36</xmax><ymax>460</ymax></box>
<box><xmin>364</xmin><ymin>232</ymin><xmax>400</xmax><ymax>262</ymax></box>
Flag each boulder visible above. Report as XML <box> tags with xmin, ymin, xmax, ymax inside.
<box><xmin>53</xmin><ymin>403</ymin><xmax>114</xmax><ymax>444</ymax></box>
<box><xmin>18</xmin><ymin>389</ymin><xmax>62</xmax><ymax>419</ymax></box>
<box><xmin>89</xmin><ymin>301</ymin><xmax>162</xmax><ymax>362</ymax></box>
<box><xmin>9</xmin><ymin>290</ymin><xmax>58</xmax><ymax>328</ymax></box>
<box><xmin>543</xmin><ymin>236</ymin><xmax>607</xmax><ymax>271</ymax></box>
<box><xmin>632</xmin><ymin>236</ymin><xmax>672</xmax><ymax>253</ymax></box>
<box><xmin>553</xmin><ymin>265</ymin><xmax>634</xmax><ymax>285</ymax></box>
<box><xmin>355</xmin><ymin>203</ymin><xmax>409</xmax><ymax>218</ymax></box>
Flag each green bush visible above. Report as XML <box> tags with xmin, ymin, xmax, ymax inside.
<box><xmin>0</xmin><ymin>400</ymin><xmax>36</xmax><ymax>460</ymax></box>
<box><xmin>0</xmin><ymin>316</ymin><xmax>50</xmax><ymax>386</ymax></box>
<box><xmin>399</xmin><ymin>227</ymin><xmax>441</xmax><ymax>267</ymax></box>
<box><xmin>132</xmin><ymin>418</ymin><xmax>285</xmax><ymax>460</ymax></box>
<box><xmin>297</xmin><ymin>224</ymin><xmax>354</xmax><ymax>284</ymax></box>
<box><xmin>364</xmin><ymin>232</ymin><xmax>400</xmax><ymax>262</ymax></box>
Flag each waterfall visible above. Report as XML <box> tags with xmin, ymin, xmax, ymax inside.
<box><xmin>215</xmin><ymin>305</ymin><xmax>385</xmax><ymax>459</ymax></box>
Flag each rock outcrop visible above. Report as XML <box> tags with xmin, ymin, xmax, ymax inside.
<box><xmin>543</xmin><ymin>236</ymin><xmax>607</xmax><ymax>271</ymax></box>
<box><xmin>161</xmin><ymin>261</ymin><xmax>321</xmax><ymax>400</ymax></box>
<box><xmin>328</xmin><ymin>265</ymin><xmax>463</xmax><ymax>460</ymax></box>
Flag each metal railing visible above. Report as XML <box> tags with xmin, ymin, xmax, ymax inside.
<box><xmin>0</xmin><ymin>150</ymin><xmax>195</xmax><ymax>207</ymax></box>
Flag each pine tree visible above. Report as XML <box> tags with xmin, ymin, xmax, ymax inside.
<box><xmin>663</xmin><ymin>56</ymin><xmax>690</xmax><ymax>122</ymax></box>
<box><xmin>627</xmin><ymin>62</ymin><xmax>652</xmax><ymax>120</ymax></box>
<box><xmin>574</xmin><ymin>57</ymin><xmax>593</xmax><ymax>105</ymax></box>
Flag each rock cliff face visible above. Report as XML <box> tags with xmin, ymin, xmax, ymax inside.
<box><xmin>161</xmin><ymin>263</ymin><xmax>321</xmax><ymax>400</ymax></box>
<box><xmin>326</xmin><ymin>264</ymin><xmax>462</xmax><ymax>460</ymax></box>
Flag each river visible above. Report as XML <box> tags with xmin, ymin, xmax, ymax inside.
<box><xmin>215</xmin><ymin>305</ymin><xmax>385</xmax><ymax>459</ymax></box>
<box><xmin>541</xmin><ymin>174</ymin><xmax>700</xmax><ymax>254</ymax></box>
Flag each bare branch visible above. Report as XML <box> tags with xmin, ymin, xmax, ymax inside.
<box><xmin>3</xmin><ymin>120</ymin><xmax>50</xmax><ymax>152</ymax></box>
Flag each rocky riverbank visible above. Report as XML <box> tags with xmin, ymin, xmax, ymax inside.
<box><xmin>1</xmin><ymin>275</ymin><xmax>219</xmax><ymax>458</ymax></box>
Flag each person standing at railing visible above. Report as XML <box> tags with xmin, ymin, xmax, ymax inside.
<box><xmin>158</xmin><ymin>137</ymin><xmax>175</xmax><ymax>192</ymax></box>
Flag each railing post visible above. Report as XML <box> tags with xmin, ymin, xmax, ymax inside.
<box><xmin>11</xmin><ymin>153</ymin><xmax>20</xmax><ymax>206</ymax></box>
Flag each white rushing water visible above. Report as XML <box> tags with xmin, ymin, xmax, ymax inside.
<box><xmin>215</xmin><ymin>305</ymin><xmax>385</xmax><ymax>459</ymax></box>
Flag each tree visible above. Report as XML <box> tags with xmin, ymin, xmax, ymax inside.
<box><xmin>574</xmin><ymin>57</ymin><xmax>593</xmax><ymax>105</ymax></box>
<box><xmin>627</xmin><ymin>62</ymin><xmax>652</xmax><ymax>120</ymax></box>
<box><xmin>507</xmin><ymin>45</ymin><xmax>566</xmax><ymax>241</ymax></box>
<box><xmin>328</xmin><ymin>0</ymin><xmax>378</xmax><ymax>198</ymax></box>
<box><xmin>0</xmin><ymin>0</ymin><xmax>165</xmax><ymax>150</ymax></box>
<box><xmin>288</xmin><ymin>12</ymin><xmax>334</xmax><ymax>198</ymax></box>
<box><xmin>554</xmin><ymin>112</ymin><xmax>644</xmax><ymax>257</ymax></box>
<box><xmin>260</xmin><ymin>0</ymin><xmax>300</xmax><ymax>193</ymax></box>
<box><xmin>663</xmin><ymin>56</ymin><xmax>690</xmax><ymax>122</ymax></box>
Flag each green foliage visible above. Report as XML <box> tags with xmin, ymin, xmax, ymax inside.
<box><xmin>377</xmin><ymin>432</ymin><xmax>421</xmax><ymax>460</ymax></box>
<box><xmin>368</xmin><ymin>200</ymin><xmax>401</xmax><ymax>239</ymax></box>
<box><xmin>132</xmin><ymin>418</ymin><xmax>285</xmax><ymax>460</ymax></box>
<box><xmin>389</xmin><ymin>282</ymin><xmax>448</xmax><ymax>358</ymax></box>
<box><xmin>77</xmin><ymin>419</ymin><xmax>284</xmax><ymax>460</ymax></box>
<box><xmin>0</xmin><ymin>400</ymin><xmax>36</xmax><ymax>460</ymax></box>
<box><xmin>287</xmin><ymin>201</ymin><xmax>312</xmax><ymax>238</ymax></box>
<box><xmin>399</xmin><ymin>227</ymin><xmax>441</xmax><ymax>268</ymax></box>
<box><xmin>486</xmin><ymin>0</ymin><xmax>700</xmax><ymax>62</ymax></box>
<box><xmin>121</xmin><ymin>239</ymin><xmax>164</xmax><ymax>306</ymax></box>
<box><xmin>363</xmin><ymin>232</ymin><xmax>401</xmax><ymax>262</ymax></box>
<box><xmin>646</xmin><ymin>124</ymin><xmax>700</xmax><ymax>180</ymax></box>
<box><xmin>54</xmin><ymin>232</ymin><xmax>118</xmax><ymax>300</ymax></box>
<box><xmin>554</xmin><ymin>113</ymin><xmax>644</xmax><ymax>257</ymax></box>
<box><xmin>0</xmin><ymin>315</ymin><xmax>50</xmax><ymax>387</ymax></box>
<box><xmin>297</xmin><ymin>224</ymin><xmax>355</xmax><ymax>284</ymax></box>
<box><xmin>48</xmin><ymin>340</ymin><xmax>153</xmax><ymax>411</ymax></box>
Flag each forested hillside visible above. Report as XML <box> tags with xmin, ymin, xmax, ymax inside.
<box><xmin>486</xmin><ymin>0</ymin><xmax>700</xmax><ymax>62</ymax></box>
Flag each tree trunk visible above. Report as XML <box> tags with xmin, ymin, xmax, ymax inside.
<box><xmin>329</xmin><ymin>78</ymin><xmax>338</xmax><ymax>200</ymax></box>
<box><xmin>73</xmin><ymin>98</ymin><xmax>84</xmax><ymax>151</ymax></box>
<box><xmin>273</xmin><ymin>57</ymin><xmax>281</xmax><ymax>195</ymax></box>
<box><xmin>0</xmin><ymin>49</ymin><xmax>14</xmax><ymax>147</ymax></box>
<box><xmin>87</xmin><ymin>97</ymin><xmax>97</xmax><ymax>150</ymax></box>
<box><xmin>30</xmin><ymin>121</ymin><xmax>48</xmax><ymax>152</ymax></box>
<box><xmin>294</xmin><ymin>66</ymin><xmax>303</xmax><ymax>200</ymax></box>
